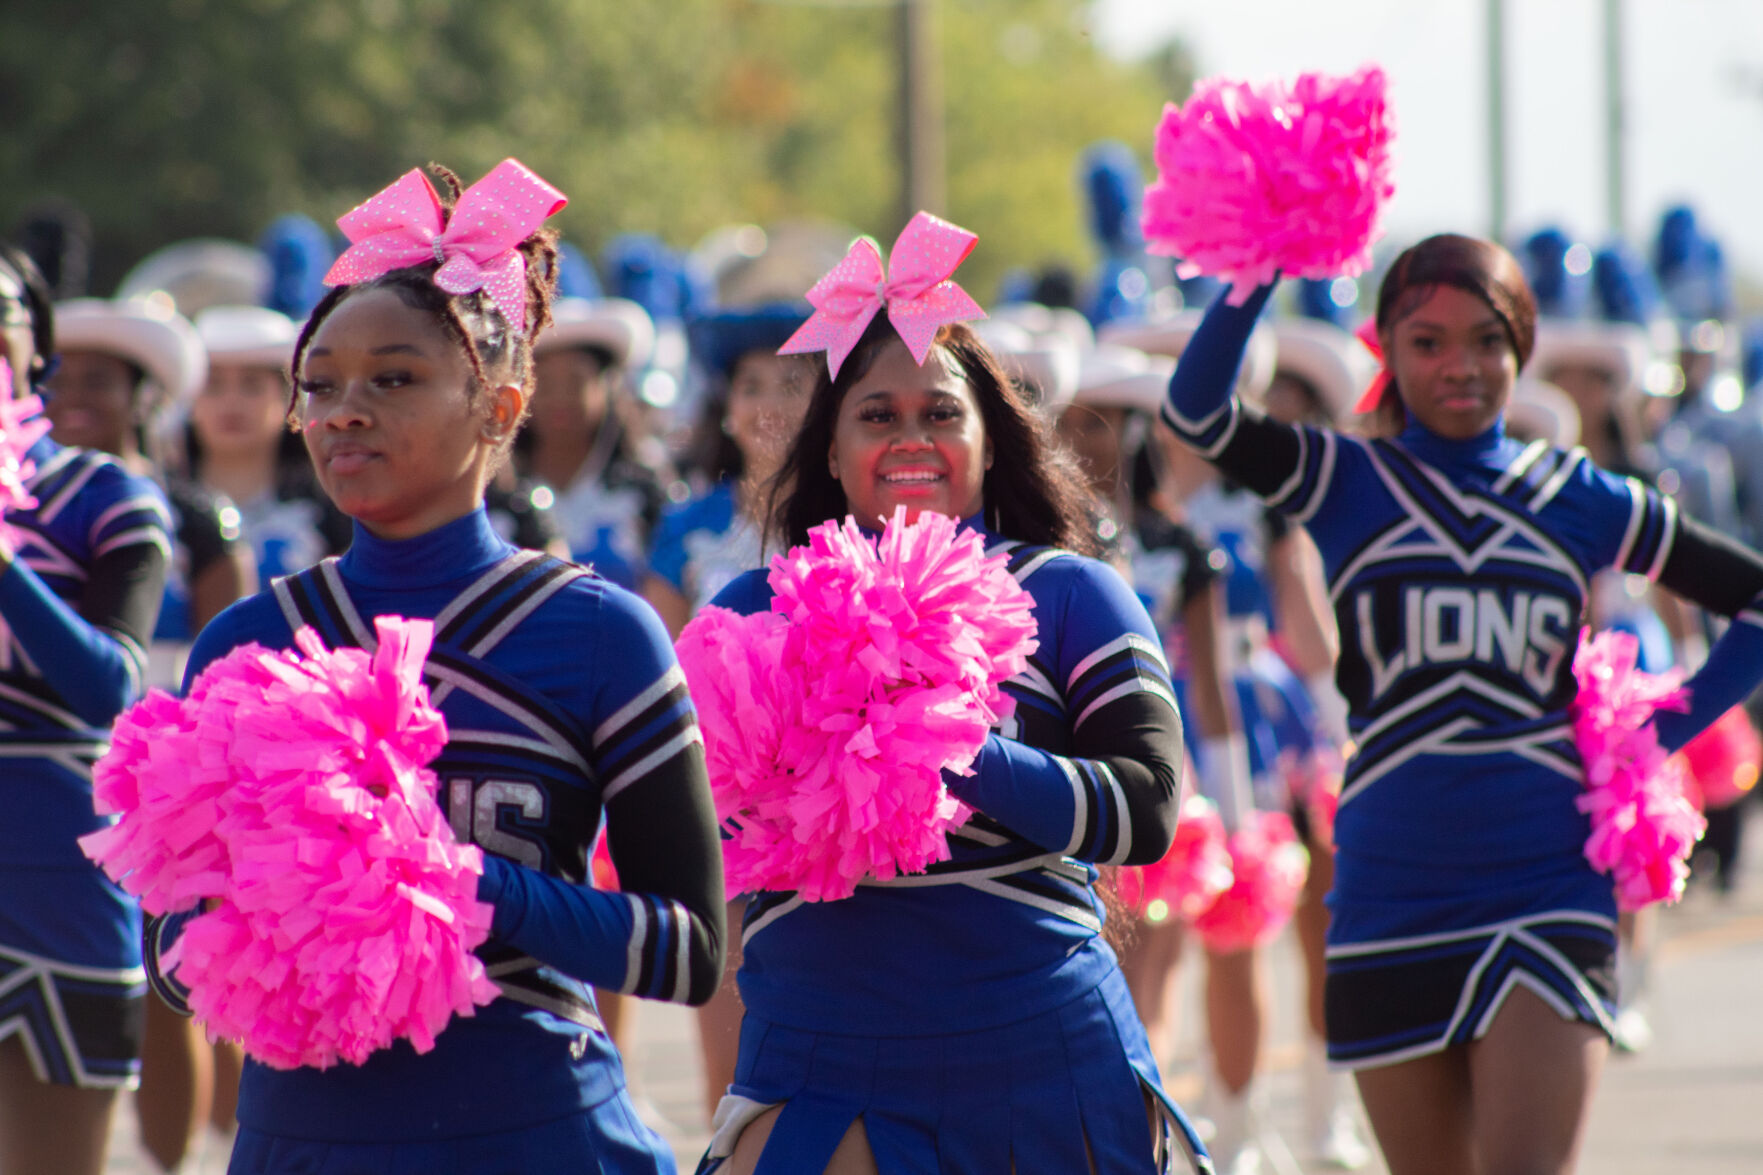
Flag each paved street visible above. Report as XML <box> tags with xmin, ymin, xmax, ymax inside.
<box><xmin>106</xmin><ymin>807</ymin><xmax>1763</xmax><ymax>1173</ymax></box>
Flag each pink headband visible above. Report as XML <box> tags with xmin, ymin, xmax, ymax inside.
<box><xmin>778</xmin><ymin>211</ymin><xmax>985</xmax><ymax>379</ymax></box>
<box><xmin>323</xmin><ymin>159</ymin><xmax>567</xmax><ymax>334</ymax></box>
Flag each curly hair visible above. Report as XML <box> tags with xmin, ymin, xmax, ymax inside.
<box><xmin>768</xmin><ymin>315</ymin><xmax>1100</xmax><ymax>556</ymax></box>
<box><xmin>288</xmin><ymin>164</ymin><xmax>561</xmax><ymax>459</ymax></box>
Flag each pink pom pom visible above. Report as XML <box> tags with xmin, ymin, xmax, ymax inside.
<box><xmin>678</xmin><ymin>508</ymin><xmax>1038</xmax><ymax>902</ymax></box>
<box><xmin>1141</xmin><ymin>67</ymin><xmax>1396</xmax><ymax>302</ymax></box>
<box><xmin>1120</xmin><ymin>794</ymin><xmax>1234</xmax><ymax>922</ymax></box>
<box><xmin>1192</xmin><ymin>810</ymin><xmax>1309</xmax><ymax>953</ymax></box>
<box><xmin>1282</xmin><ymin>747</ymin><xmax>1342</xmax><ymax>850</ymax></box>
<box><xmin>1673</xmin><ymin>705</ymin><xmax>1761</xmax><ymax>811</ymax></box>
<box><xmin>0</xmin><ymin>358</ymin><xmax>53</xmax><ymax>543</ymax></box>
<box><xmin>82</xmin><ymin>616</ymin><xmax>498</xmax><ymax>1069</ymax></box>
<box><xmin>1570</xmin><ymin>628</ymin><xmax>1703</xmax><ymax>911</ymax></box>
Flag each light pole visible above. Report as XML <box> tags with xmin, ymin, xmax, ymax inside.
<box><xmin>896</xmin><ymin>0</ymin><xmax>946</xmax><ymax>232</ymax></box>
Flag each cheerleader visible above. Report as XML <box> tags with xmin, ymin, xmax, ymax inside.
<box><xmin>50</xmin><ymin>297</ymin><xmax>257</xmax><ymax>1171</ymax></box>
<box><xmin>1166</xmin><ymin>234</ymin><xmax>1763</xmax><ymax>1174</ymax></box>
<box><xmin>0</xmin><ymin>247</ymin><xmax>172</xmax><ymax>1175</ymax></box>
<box><xmin>700</xmin><ymin>216</ymin><xmax>1202</xmax><ymax>1174</ymax></box>
<box><xmin>520</xmin><ymin>296</ymin><xmax>671</xmax><ymax>588</ymax></box>
<box><xmin>1054</xmin><ymin>346</ymin><xmax>1274</xmax><ymax>1169</ymax></box>
<box><xmin>1109</xmin><ymin>311</ymin><xmax>1342</xmax><ymax>1171</ymax></box>
<box><xmin>641</xmin><ymin>304</ymin><xmax>811</xmax><ymax>1121</ymax></box>
<box><xmin>188</xmin><ymin>305</ymin><xmax>353</xmax><ymax>580</ymax></box>
<box><xmin>647</xmin><ymin>305</ymin><xmax>811</xmax><ymax>635</ymax></box>
<box><xmin>144</xmin><ymin>161</ymin><xmax>725</xmax><ymax>1173</ymax></box>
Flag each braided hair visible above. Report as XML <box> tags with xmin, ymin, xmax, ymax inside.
<box><xmin>288</xmin><ymin>164</ymin><xmax>561</xmax><ymax>462</ymax></box>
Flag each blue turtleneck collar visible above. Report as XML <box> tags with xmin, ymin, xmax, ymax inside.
<box><xmin>1395</xmin><ymin>416</ymin><xmax>1523</xmax><ymax>475</ymax></box>
<box><xmin>339</xmin><ymin>507</ymin><xmax>513</xmax><ymax>590</ymax></box>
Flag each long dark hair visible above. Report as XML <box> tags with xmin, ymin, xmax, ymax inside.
<box><xmin>768</xmin><ymin>315</ymin><xmax>1098</xmax><ymax>555</ymax></box>
<box><xmin>0</xmin><ymin>244</ymin><xmax>56</xmax><ymax>382</ymax></box>
<box><xmin>1368</xmin><ymin>233</ymin><xmax>1538</xmax><ymax>436</ymax></box>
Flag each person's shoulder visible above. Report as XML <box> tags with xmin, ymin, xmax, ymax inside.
<box><xmin>707</xmin><ymin>566</ymin><xmax>774</xmax><ymax>617</ymax></box>
<box><xmin>184</xmin><ymin>589</ymin><xmax>294</xmax><ymax>685</ymax></box>
<box><xmin>660</xmin><ymin>482</ymin><xmax>737</xmax><ymax>533</ymax></box>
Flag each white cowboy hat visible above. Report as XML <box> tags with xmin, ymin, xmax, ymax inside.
<box><xmin>1070</xmin><ymin>344</ymin><xmax>1174</xmax><ymax>414</ymax></box>
<box><xmin>971</xmin><ymin>318</ymin><xmax>1082</xmax><ymax>411</ymax></box>
<box><xmin>194</xmin><ymin>305</ymin><xmax>298</xmax><ymax>371</ymax></box>
<box><xmin>987</xmin><ymin>302</ymin><xmax>1096</xmax><ymax>354</ymax></box>
<box><xmin>55</xmin><ymin>296</ymin><xmax>207</xmax><ymax>403</ymax></box>
<box><xmin>1506</xmin><ymin>378</ymin><xmax>1582</xmax><ymax>449</ymax></box>
<box><xmin>1528</xmin><ymin>319</ymin><xmax>1655</xmax><ymax>397</ymax></box>
<box><xmin>1098</xmin><ymin>310</ymin><xmax>1277</xmax><ymax>403</ymax></box>
<box><xmin>1271</xmin><ymin>318</ymin><xmax>1379</xmax><ymax>424</ymax></box>
<box><xmin>535</xmin><ymin>296</ymin><xmax>655</xmax><ymax>369</ymax></box>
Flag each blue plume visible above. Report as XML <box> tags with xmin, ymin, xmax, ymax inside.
<box><xmin>1519</xmin><ymin>227</ymin><xmax>1589</xmax><ymax>319</ymax></box>
<box><xmin>258</xmin><ymin>214</ymin><xmax>334</xmax><ymax>318</ymax></box>
<box><xmin>555</xmin><ymin>243</ymin><xmax>603</xmax><ymax>300</ymax></box>
<box><xmin>1592</xmin><ymin>242</ymin><xmax>1662</xmax><ymax>326</ymax></box>
<box><xmin>1080</xmin><ymin>142</ymin><xmax>1144</xmax><ymax>257</ymax></box>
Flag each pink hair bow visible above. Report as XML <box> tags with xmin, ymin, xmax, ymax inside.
<box><xmin>1352</xmin><ymin>317</ymin><xmax>1392</xmax><ymax>413</ymax></box>
<box><xmin>323</xmin><ymin>159</ymin><xmax>567</xmax><ymax>333</ymax></box>
<box><xmin>778</xmin><ymin>211</ymin><xmax>985</xmax><ymax>378</ymax></box>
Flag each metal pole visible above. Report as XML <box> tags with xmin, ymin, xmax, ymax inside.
<box><xmin>1487</xmin><ymin>0</ymin><xmax>1508</xmax><ymax>243</ymax></box>
<box><xmin>1604</xmin><ymin>0</ymin><xmax>1627</xmax><ymax>240</ymax></box>
<box><xmin>897</xmin><ymin>0</ymin><xmax>946</xmax><ymax>231</ymax></box>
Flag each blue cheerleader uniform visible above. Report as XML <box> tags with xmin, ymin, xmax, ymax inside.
<box><xmin>699</xmin><ymin>520</ymin><xmax>1211</xmax><ymax>1175</ymax></box>
<box><xmin>1180</xmin><ymin>483</ymin><xmax>1324</xmax><ymax>809</ymax></box>
<box><xmin>648</xmin><ymin>480</ymin><xmax>762</xmax><ymax>614</ymax></box>
<box><xmin>0</xmin><ymin>436</ymin><xmax>170</xmax><ymax>1089</ymax></box>
<box><xmin>1166</xmin><ymin>285</ymin><xmax>1763</xmax><ymax>1069</ymax></box>
<box><xmin>146</xmin><ymin>508</ymin><xmax>726</xmax><ymax>1173</ymax></box>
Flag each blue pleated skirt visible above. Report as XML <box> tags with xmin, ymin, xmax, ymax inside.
<box><xmin>225</xmin><ymin>1090</ymin><xmax>676</xmax><ymax>1175</ymax></box>
<box><xmin>699</xmin><ymin>967</ymin><xmax>1211</xmax><ymax>1174</ymax></box>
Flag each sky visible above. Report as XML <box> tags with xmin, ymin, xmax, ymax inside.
<box><xmin>1090</xmin><ymin>0</ymin><xmax>1763</xmax><ymax>288</ymax></box>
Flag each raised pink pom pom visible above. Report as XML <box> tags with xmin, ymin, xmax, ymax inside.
<box><xmin>82</xmin><ymin>617</ymin><xmax>499</xmax><ymax>1069</ymax></box>
<box><xmin>678</xmin><ymin>508</ymin><xmax>1039</xmax><ymax>902</ymax></box>
<box><xmin>1571</xmin><ymin>628</ymin><xmax>1703</xmax><ymax>910</ymax></box>
<box><xmin>1191</xmin><ymin>810</ymin><xmax>1309</xmax><ymax>953</ymax></box>
<box><xmin>1121</xmin><ymin>794</ymin><xmax>1234</xmax><ymax>922</ymax></box>
<box><xmin>1141</xmin><ymin>66</ymin><xmax>1396</xmax><ymax>303</ymax></box>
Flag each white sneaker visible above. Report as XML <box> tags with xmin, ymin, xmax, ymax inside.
<box><xmin>1309</xmin><ymin>1108</ymin><xmax>1371</xmax><ymax>1169</ymax></box>
<box><xmin>1612</xmin><ymin>1004</ymin><xmax>1655</xmax><ymax>1054</ymax></box>
<box><xmin>1202</xmin><ymin>1082</ymin><xmax>1264</xmax><ymax>1175</ymax></box>
<box><xmin>1303</xmin><ymin>1042</ymin><xmax>1370</xmax><ymax>1168</ymax></box>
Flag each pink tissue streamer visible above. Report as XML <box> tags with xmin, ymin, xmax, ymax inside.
<box><xmin>1191</xmin><ymin>809</ymin><xmax>1309</xmax><ymax>953</ymax></box>
<box><xmin>1570</xmin><ymin>628</ymin><xmax>1704</xmax><ymax>910</ymax></box>
<box><xmin>677</xmin><ymin>508</ymin><xmax>1038</xmax><ymax>903</ymax></box>
<box><xmin>0</xmin><ymin>358</ymin><xmax>53</xmax><ymax>545</ymax></box>
<box><xmin>81</xmin><ymin>616</ymin><xmax>499</xmax><ymax>1070</ymax></box>
<box><xmin>1120</xmin><ymin>794</ymin><xmax>1234</xmax><ymax>923</ymax></box>
<box><xmin>1141</xmin><ymin>66</ymin><xmax>1396</xmax><ymax>304</ymax></box>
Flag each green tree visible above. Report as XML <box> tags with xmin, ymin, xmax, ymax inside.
<box><xmin>0</xmin><ymin>0</ymin><xmax>1190</xmax><ymax>299</ymax></box>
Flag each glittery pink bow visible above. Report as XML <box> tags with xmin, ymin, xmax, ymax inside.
<box><xmin>778</xmin><ymin>211</ymin><xmax>985</xmax><ymax>378</ymax></box>
<box><xmin>323</xmin><ymin>159</ymin><xmax>567</xmax><ymax>333</ymax></box>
